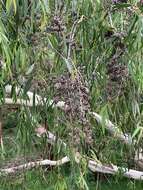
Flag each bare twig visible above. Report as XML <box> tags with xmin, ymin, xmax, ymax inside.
<box><xmin>67</xmin><ymin>16</ymin><xmax>84</xmax><ymax>60</ymax></box>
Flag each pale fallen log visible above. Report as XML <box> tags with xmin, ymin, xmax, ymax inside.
<box><xmin>35</xmin><ymin>126</ymin><xmax>67</xmax><ymax>148</ymax></box>
<box><xmin>5</xmin><ymin>85</ymin><xmax>46</xmax><ymax>107</ymax></box>
<box><xmin>1</xmin><ymin>152</ymin><xmax>143</xmax><ymax>180</ymax></box>
<box><xmin>135</xmin><ymin>148</ymin><xmax>143</xmax><ymax>169</ymax></box>
<box><xmin>5</xmin><ymin>85</ymin><xmax>143</xmax><ymax>169</ymax></box>
<box><xmin>5</xmin><ymin>84</ymin><xmax>132</xmax><ymax>145</ymax></box>
<box><xmin>5</xmin><ymin>85</ymin><xmax>64</xmax><ymax>108</ymax></box>
<box><xmin>5</xmin><ymin>85</ymin><xmax>43</xmax><ymax>101</ymax></box>
<box><xmin>0</xmin><ymin>156</ymin><xmax>70</xmax><ymax>175</ymax></box>
<box><xmin>37</xmin><ymin>128</ymin><xmax>143</xmax><ymax>180</ymax></box>
<box><xmin>4</xmin><ymin>95</ymin><xmax>132</xmax><ymax>145</ymax></box>
<box><xmin>1</xmin><ymin>125</ymin><xmax>143</xmax><ymax>179</ymax></box>
<box><xmin>4</xmin><ymin>97</ymin><xmax>41</xmax><ymax>107</ymax></box>
<box><xmin>88</xmin><ymin>160</ymin><xmax>143</xmax><ymax>180</ymax></box>
<box><xmin>90</xmin><ymin>112</ymin><xmax>132</xmax><ymax>145</ymax></box>
<box><xmin>34</xmin><ymin>129</ymin><xmax>143</xmax><ymax>179</ymax></box>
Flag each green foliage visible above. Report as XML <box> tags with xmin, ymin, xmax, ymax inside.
<box><xmin>1</xmin><ymin>0</ymin><xmax>143</xmax><ymax>189</ymax></box>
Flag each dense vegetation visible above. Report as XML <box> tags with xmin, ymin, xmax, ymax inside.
<box><xmin>0</xmin><ymin>0</ymin><xmax>143</xmax><ymax>189</ymax></box>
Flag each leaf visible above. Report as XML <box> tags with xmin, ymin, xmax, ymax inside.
<box><xmin>6</xmin><ymin>0</ymin><xmax>12</xmax><ymax>12</ymax></box>
<box><xmin>100</xmin><ymin>105</ymin><xmax>109</xmax><ymax>134</ymax></box>
<box><xmin>114</xmin><ymin>3</ymin><xmax>131</xmax><ymax>9</ymax></box>
<box><xmin>26</xmin><ymin>64</ymin><xmax>35</xmax><ymax>75</ymax></box>
<box><xmin>127</xmin><ymin>15</ymin><xmax>138</xmax><ymax>37</ymax></box>
<box><xmin>12</xmin><ymin>0</ymin><xmax>17</xmax><ymax>14</ymax></box>
<box><xmin>96</xmin><ymin>0</ymin><xmax>100</xmax><ymax>4</ymax></box>
<box><xmin>23</xmin><ymin>77</ymin><xmax>33</xmax><ymax>95</ymax></box>
<box><xmin>6</xmin><ymin>0</ymin><xmax>17</xmax><ymax>14</ymax></box>
<box><xmin>132</xmin><ymin>127</ymin><xmax>141</xmax><ymax>138</ymax></box>
<box><xmin>137</xmin><ymin>129</ymin><xmax>143</xmax><ymax>143</ymax></box>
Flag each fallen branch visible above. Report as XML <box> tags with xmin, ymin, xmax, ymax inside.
<box><xmin>4</xmin><ymin>97</ymin><xmax>41</xmax><ymax>107</ymax></box>
<box><xmin>35</xmin><ymin>125</ymin><xmax>67</xmax><ymax>148</ymax></box>
<box><xmin>1</xmin><ymin>152</ymin><xmax>143</xmax><ymax>180</ymax></box>
<box><xmin>36</xmin><ymin>128</ymin><xmax>143</xmax><ymax>180</ymax></box>
<box><xmin>1</xmin><ymin>123</ymin><xmax>143</xmax><ymax>179</ymax></box>
<box><xmin>5</xmin><ymin>85</ymin><xmax>64</xmax><ymax>108</ymax></box>
<box><xmin>5</xmin><ymin>84</ymin><xmax>132</xmax><ymax>145</ymax></box>
<box><xmin>135</xmin><ymin>148</ymin><xmax>143</xmax><ymax>169</ymax></box>
<box><xmin>0</xmin><ymin>156</ymin><xmax>70</xmax><ymax>175</ymax></box>
<box><xmin>4</xmin><ymin>85</ymin><xmax>143</xmax><ymax>169</ymax></box>
<box><xmin>90</xmin><ymin>112</ymin><xmax>132</xmax><ymax>145</ymax></box>
<box><xmin>88</xmin><ymin>160</ymin><xmax>143</xmax><ymax>180</ymax></box>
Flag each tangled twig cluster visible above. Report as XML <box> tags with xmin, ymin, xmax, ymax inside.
<box><xmin>46</xmin><ymin>15</ymin><xmax>65</xmax><ymax>33</ymax></box>
<box><xmin>106</xmin><ymin>33</ymin><xmax>129</xmax><ymax>100</ymax></box>
<box><xmin>54</xmin><ymin>72</ymin><xmax>93</xmax><ymax>149</ymax></box>
<box><xmin>107</xmin><ymin>59</ymin><xmax>128</xmax><ymax>100</ymax></box>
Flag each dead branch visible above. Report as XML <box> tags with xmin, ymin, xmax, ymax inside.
<box><xmin>38</xmin><ymin>128</ymin><xmax>143</xmax><ymax>180</ymax></box>
<box><xmin>90</xmin><ymin>112</ymin><xmax>132</xmax><ymax>145</ymax></box>
<box><xmin>88</xmin><ymin>160</ymin><xmax>143</xmax><ymax>180</ymax></box>
<box><xmin>1</xmin><ymin>152</ymin><xmax>143</xmax><ymax>180</ymax></box>
<box><xmin>0</xmin><ymin>123</ymin><xmax>143</xmax><ymax>179</ymax></box>
<box><xmin>4</xmin><ymin>85</ymin><xmax>143</xmax><ymax>170</ymax></box>
<box><xmin>5</xmin><ymin>84</ymin><xmax>132</xmax><ymax>145</ymax></box>
<box><xmin>35</xmin><ymin>125</ymin><xmax>67</xmax><ymax>148</ymax></box>
<box><xmin>0</xmin><ymin>156</ymin><xmax>70</xmax><ymax>175</ymax></box>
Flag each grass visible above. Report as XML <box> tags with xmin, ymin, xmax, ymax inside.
<box><xmin>1</xmin><ymin>168</ymin><xmax>143</xmax><ymax>190</ymax></box>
